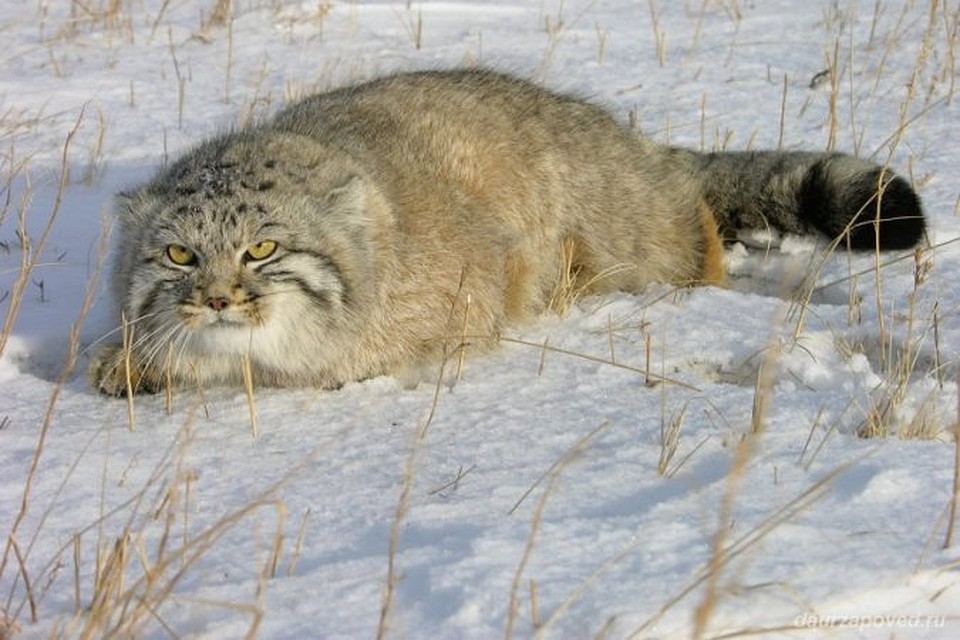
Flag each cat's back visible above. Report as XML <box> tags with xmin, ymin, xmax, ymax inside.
<box><xmin>266</xmin><ymin>69</ymin><xmax>681</xmax><ymax>239</ymax></box>
<box><xmin>270</xmin><ymin>69</ymin><xmax>612</xmax><ymax>148</ymax></box>
<box><xmin>267</xmin><ymin>69</ymin><xmax>651</xmax><ymax>196</ymax></box>
<box><xmin>266</xmin><ymin>69</ymin><xmax>703</xmax><ymax>300</ymax></box>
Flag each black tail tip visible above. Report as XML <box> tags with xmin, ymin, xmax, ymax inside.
<box><xmin>803</xmin><ymin>160</ymin><xmax>926</xmax><ymax>250</ymax></box>
<box><xmin>846</xmin><ymin>170</ymin><xmax>926</xmax><ymax>250</ymax></box>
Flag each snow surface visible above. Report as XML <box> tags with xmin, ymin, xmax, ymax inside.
<box><xmin>2</xmin><ymin>1</ymin><xmax>959</xmax><ymax>638</ymax></box>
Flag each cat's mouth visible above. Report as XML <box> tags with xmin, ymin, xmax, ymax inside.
<box><xmin>180</xmin><ymin>301</ymin><xmax>261</xmax><ymax>330</ymax></box>
<box><xmin>179</xmin><ymin>314</ymin><xmax>258</xmax><ymax>337</ymax></box>
<box><xmin>206</xmin><ymin>316</ymin><xmax>248</xmax><ymax>328</ymax></box>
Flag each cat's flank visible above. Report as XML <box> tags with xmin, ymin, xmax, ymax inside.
<box><xmin>90</xmin><ymin>69</ymin><xmax>925</xmax><ymax>395</ymax></box>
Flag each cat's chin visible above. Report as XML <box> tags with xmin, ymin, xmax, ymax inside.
<box><xmin>188</xmin><ymin>324</ymin><xmax>260</xmax><ymax>355</ymax></box>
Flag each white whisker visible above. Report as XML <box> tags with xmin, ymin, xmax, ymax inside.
<box><xmin>81</xmin><ymin>309</ymin><xmax>168</xmax><ymax>357</ymax></box>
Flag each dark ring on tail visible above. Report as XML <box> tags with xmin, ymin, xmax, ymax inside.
<box><xmin>799</xmin><ymin>159</ymin><xmax>925</xmax><ymax>250</ymax></box>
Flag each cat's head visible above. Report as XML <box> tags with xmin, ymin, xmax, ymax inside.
<box><xmin>112</xmin><ymin>132</ymin><xmax>391</xmax><ymax>364</ymax></box>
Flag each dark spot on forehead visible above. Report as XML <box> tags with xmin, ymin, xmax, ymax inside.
<box><xmin>172</xmin><ymin>204</ymin><xmax>203</xmax><ymax>218</ymax></box>
<box><xmin>170</xmin><ymin>161</ymin><xmax>242</xmax><ymax>199</ymax></box>
<box><xmin>240</xmin><ymin>178</ymin><xmax>275</xmax><ymax>192</ymax></box>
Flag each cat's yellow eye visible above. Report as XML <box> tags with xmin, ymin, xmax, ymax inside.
<box><xmin>245</xmin><ymin>240</ymin><xmax>278</xmax><ymax>261</ymax></box>
<box><xmin>166</xmin><ymin>244</ymin><xmax>196</xmax><ymax>266</ymax></box>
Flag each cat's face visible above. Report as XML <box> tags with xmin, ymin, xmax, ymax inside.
<box><xmin>113</xmin><ymin>134</ymin><xmax>377</xmax><ymax>369</ymax></box>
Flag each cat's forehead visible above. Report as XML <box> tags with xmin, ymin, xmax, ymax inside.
<box><xmin>168</xmin><ymin>153</ymin><xmax>274</xmax><ymax>199</ymax></box>
<box><xmin>153</xmin><ymin>142</ymin><xmax>283</xmax><ymax>235</ymax></box>
<box><xmin>158</xmin><ymin>132</ymin><xmax>356</xmax><ymax>198</ymax></box>
<box><xmin>153</xmin><ymin>193</ymin><xmax>276</xmax><ymax>248</ymax></box>
<box><xmin>137</xmin><ymin>132</ymin><xmax>357</xmax><ymax>248</ymax></box>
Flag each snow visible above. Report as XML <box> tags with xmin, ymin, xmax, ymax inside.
<box><xmin>2</xmin><ymin>1</ymin><xmax>959</xmax><ymax>638</ymax></box>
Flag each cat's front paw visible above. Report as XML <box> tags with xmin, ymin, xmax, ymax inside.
<box><xmin>89</xmin><ymin>345</ymin><xmax>163</xmax><ymax>396</ymax></box>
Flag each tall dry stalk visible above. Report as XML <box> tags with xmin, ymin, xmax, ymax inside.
<box><xmin>505</xmin><ymin>421</ymin><xmax>610</xmax><ymax>639</ymax></box>
<box><xmin>0</xmin><ymin>107</ymin><xmax>85</xmax><ymax>360</ymax></box>
<box><xmin>945</xmin><ymin>373</ymin><xmax>960</xmax><ymax>549</ymax></box>
<box><xmin>629</xmin><ymin>462</ymin><xmax>852</xmax><ymax>638</ymax></box>
<box><xmin>376</xmin><ymin>351</ymin><xmax>450</xmax><ymax>639</ymax></box>
<box><xmin>1</xmin><ymin>209</ymin><xmax>112</xmax><ymax>627</ymax></box>
<box><xmin>647</xmin><ymin>0</ymin><xmax>666</xmax><ymax>67</ymax></box>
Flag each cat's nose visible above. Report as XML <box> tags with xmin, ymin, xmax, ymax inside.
<box><xmin>206</xmin><ymin>296</ymin><xmax>230</xmax><ymax>312</ymax></box>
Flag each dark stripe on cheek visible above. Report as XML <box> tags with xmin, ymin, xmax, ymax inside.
<box><xmin>266</xmin><ymin>252</ymin><xmax>349</xmax><ymax>306</ymax></box>
<box><xmin>250</xmin><ymin>257</ymin><xmax>282</xmax><ymax>272</ymax></box>
<box><xmin>134</xmin><ymin>275</ymin><xmax>187</xmax><ymax>323</ymax></box>
<box><xmin>134</xmin><ymin>284</ymin><xmax>162</xmax><ymax>324</ymax></box>
<box><xmin>311</xmin><ymin>254</ymin><xmax>350</xmax><ymax>307</ymax></box>
<box><xmin>273</xmin><ymin>274</ymin><xmax>335</xmax><ymax>310</ymax></box>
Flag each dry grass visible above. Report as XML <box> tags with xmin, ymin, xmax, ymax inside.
<box><xmin>505</xmin><ymin>421</ymin><xmax>611</xmax><ymax>639</ymax></box>
<box><xmin>0</xmin><ymin>107</ymin><xmax>83</xmax><ymax>360</ymax></box>
<box><xmin>647</xmin><ymin>0</ymin><xmax>667</xmax><ymax>67</ymax></box>
<box><xmin>789</xmin><ymin>185</ymin><xmax>951</xmax><ymax>442</ymax></box>
<box><xmin>539</xmin><ymin>0</ymin><xmax>957</xmax><ymax>634</ymax></box>
<box><xmin>0</xmin><ymin>6</ymin><xmax>283</xmax><ymax>632</ymax></box>
<box><xmin>945</xmin><ymin>377</ymin><xmax>960</xmax><ymax>549</ymax></box>
<box><xmin>376</xmin><ymin>339</ymin><xmax>452</xmax><ymax>640</ymax></box>
<box><xmin>1</xmin><ymin>0</ymin><xmax>958</xmax><ymax>637</ymax></box>
<box><xmin>657</xmin><ymin>400</ymin><xmax>686</xmax><ymax>476</ymax></box>
<box><xmin>60</xmin><ymin>423</ymin><xmax>292</xmax><ymax>639</ymax></box>
<box><xmin>627</xmin><ymin>461</ymin><xmax>855</xmax><ymax>638</ymax></box>
<box><xmin>1</xmin><ymin>176</ymin><xmax>112</xmax><ymax>635</ymax></box>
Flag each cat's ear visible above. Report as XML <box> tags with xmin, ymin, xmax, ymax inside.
<box><xmin>114</xmin><ymin>190</ymin><xmax>135</xmax><ymax>213</ymax></box>
<box><xmin>324</xmin><ymin>176</ymin><xmax>367</xmax><ymax>212</ymax></box>
<box><xmin>321</xmin><ymin>175</ymin><xmax>380</xmax><ymax>229</ymax></box>
<box><xmin>114</xmin><ymin>189</ymin><xmax>153</xmax><ymax>224</ymax></box>
<box><xmin>318</xmin><ymin>175</ymin><xmax>391</xmax><ymax>243</ymax></box>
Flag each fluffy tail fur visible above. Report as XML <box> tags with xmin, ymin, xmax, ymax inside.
<box><xmin>685</xmin><ymin>150</ymin><xmax>925</xmax><ymax>250</ymax></box>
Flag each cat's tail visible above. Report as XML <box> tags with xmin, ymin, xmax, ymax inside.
<box><xmin>687</xmin><ymin>150</ymin><xmax>925</xmax><ymax>250</ymax></box>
